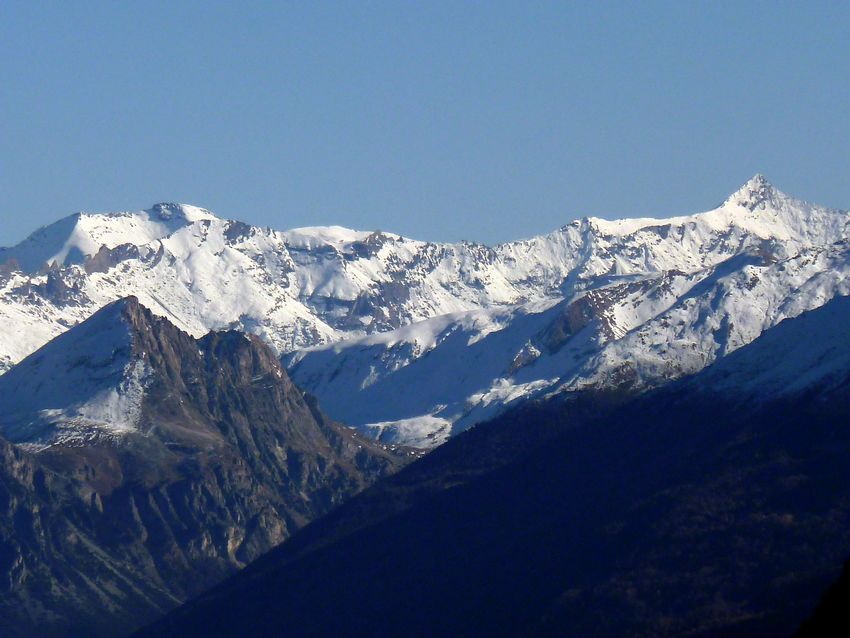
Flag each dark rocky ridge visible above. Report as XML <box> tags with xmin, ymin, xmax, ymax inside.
<box><xmin>0</xmin><ymin>297</ymin><xmax>405</xmax><ymax>638</ymax></box>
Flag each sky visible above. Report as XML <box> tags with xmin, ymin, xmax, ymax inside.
<box><xmin>1</xmin><ymin>1</ymin><xmax>848</xmax><ymax>246</ymax></box>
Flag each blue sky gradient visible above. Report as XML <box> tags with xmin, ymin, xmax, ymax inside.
<box><xmin>2</xmin><ymin>1</ymin><xmax>848</xmax><ymax>245</ymax></box>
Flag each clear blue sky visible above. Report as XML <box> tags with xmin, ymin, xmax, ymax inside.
<box><xmin>1</xmin><ymin>1</ymin><xmax>848</xmax><ymax>245</ymax></box>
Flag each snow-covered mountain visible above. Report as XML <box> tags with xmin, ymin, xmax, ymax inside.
<box><xmin>288</xmin><ymin>177</ymin><xmax>850</xmax><ymax>445</ymax></box>
<box><xmin>0</xmin><ymin>297</ymin><xmax>152</xmax><ymax>448</ymax></box>
<box><xmin>288</xmin><ymin>241</ymin><xmax>850</xmax><ymax>446</ymax></box>
<box><xmin>1</xmin><ymin>176</ymin><xmax>848</xmax><ymax>446</ymax></box>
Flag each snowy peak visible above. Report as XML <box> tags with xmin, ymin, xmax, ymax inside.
<box><xmin>724</xmin><ymin>173</ymin><xmax>781</xmax><ymax>210</ymax></box>
<box><xmin>583</xmin><ymin>175</ymin><xmax>791</xmax><ymax>238</ymax></box>
<box><xmin>0</xmin><ymin>203</ymin><xmax>217</xmax><ymax>272</ymax></box>
<box><xmin>90</xmin><ymin>294</ymin><xmax>143</xmax><ymax>323</ymax></box>
<box><xmin>0</xmin><ymin>296</ymin><xmax>150</xmax><ymax>447</ymax></box>
<box><xmin>148</xmin><ymin>202</ymin><xmax>218</xmax><ymax>224</ymax></box>
<box><xmin>574</xmin><ymin>175</ymin><xmax>847</xmax><ymax>276</ymax></box>
<box><xmin>0</xmin><ymin>295</ymin><xmax>223</xmax><ymax>449</ymax></box>
<box><xmin>52</xmin><ymin>294</ymin><xmax>158</xmax><ymax>346</ymax></box>
<box><xmin>0</xmin><ymin>294</ymin><xmax>301</xmax><ymax>450</ymax></box>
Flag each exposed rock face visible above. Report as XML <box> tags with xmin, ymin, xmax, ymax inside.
<box><xmin>0</xmin><ymin>297</ymin><xmax>404</xmax><ymax>638</ymax></box>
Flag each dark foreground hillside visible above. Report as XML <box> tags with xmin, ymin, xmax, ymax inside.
<box><xmin>138</xmin><ymin>299</ymin><xmax>850</xmax><ymax>638</ymax></box>
<box><xmin>794</xmin><ymin>559</ymin><xmax>850</xmax><ymax>637</ymax></box>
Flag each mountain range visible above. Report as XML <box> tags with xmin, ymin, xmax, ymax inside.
<box><xmin>2</xmin><ymin>176</ymin><xmax>848</xmax><ymax>445</ymax></box>
<box><xmin>1</xmin><ymin>175</ymin><xmax>849</xmax><ymax>636</ymax></box>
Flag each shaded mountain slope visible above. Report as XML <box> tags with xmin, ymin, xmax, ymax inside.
<box><xmin>0</xmin><ymin>297</ymin><xmax>404</xmax><ymax>638</ymax></box>
<box><xmin>138</xmin><ymin>295</ymin><xmax>850</xmax><ymax>637</ymax></box>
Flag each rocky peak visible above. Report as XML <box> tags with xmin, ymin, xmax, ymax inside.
<box><xmin>0</xmin><ymin>295</ymin><xmax>406</xmax><ymax>637</ymax></box>
<box><xmin>149</xmin><ymin>202</ymin><xmax>185</xmax><ymax>220</ymax></box>
<box><xmin>0</xmin><ymin>298</ymin><xmax>260</xmax><ymax>449</ymax></box>
<box><xmin>148</xmin><ymin>202</ymin><xmax>217</xmax><ymax>223</ymax></box>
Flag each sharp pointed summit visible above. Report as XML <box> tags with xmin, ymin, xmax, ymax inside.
<box><xmin>726</xmin><ymin>173</ymin><xmax>782</xmax><ymax>210</ymax></box>
<box><xmin>0</xmin><ymin>295</ymin><xmax>176</xmax><ymax>448</ymax></box>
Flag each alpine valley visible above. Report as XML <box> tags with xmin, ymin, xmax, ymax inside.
<box><xmin>1</xmin><ymin>175</ymin><xmax>848</xmax><ymax>446</ymax></box>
